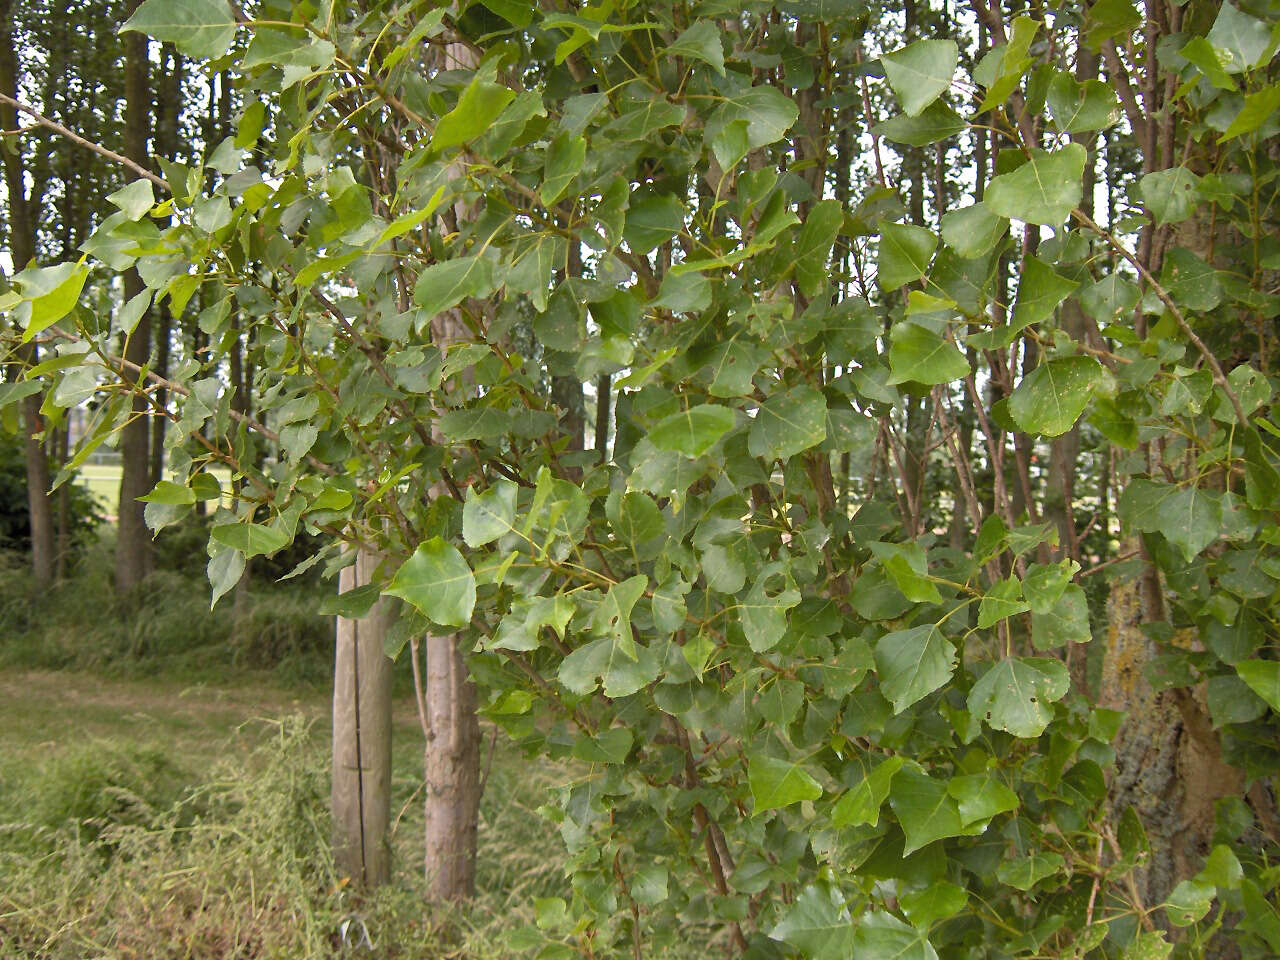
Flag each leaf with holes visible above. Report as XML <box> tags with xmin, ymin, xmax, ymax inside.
<box><xmin>969</xmin><ymin>657</ymin><xmax>1069</xmax><ymax>738</ymax></box>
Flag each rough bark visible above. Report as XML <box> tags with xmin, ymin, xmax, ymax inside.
<box><xmin>0</xmin><ymin>0</ymin><xmax>54</xmax><ymax>587</ymax></box>
<box><xmin>331</xmin><ymin>548</ymin><xmax>395</xmax><ymax>887</ymax></box>
<box><xmin>114</xmin><ymin>0</ymin><xmax>153</xmax><ymax>593</ymax></box>
<box><xmin>1102</xmin><ymin>546</ymin><xmax>1242</xmax><ymax>908</ymax></box>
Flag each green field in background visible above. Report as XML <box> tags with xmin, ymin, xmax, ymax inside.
<box><xmin>78</xmin><ymin>464</ymin><xmax>233</xmax><ymax>515</ymax></box>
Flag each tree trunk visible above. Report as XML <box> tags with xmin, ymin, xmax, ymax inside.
<box><xmin>424</xmin><ymin>300</ymin><xmax>482</xmax><ymax>901</ymax></box>
<box><xmin>0</xmin><ymin>0</ymin><xmax>55</xmax><ymax>588</ymax></box>
<box><xmin>114</xmin><ymin>0</ymin><xmax>153</xmax><ymax>593</ymax></box>
<box><xmin>423</xmin><ymin>628</ymin><xmax>481</xmax><ymax>899</ymax></box>
<box><xmin>332</xmin><ymin>547</ymin><xmax>395</xmax><ymax>887</ymax></box>
<box><xmin>413</xmin><ymin>36</ymin><xmax>485</xmax><ymax>903</ymax></box>
<box><xmin>1102</xmin><ymin>545</ymin><xmax>1242</xmax><ymax>909</ymax></box>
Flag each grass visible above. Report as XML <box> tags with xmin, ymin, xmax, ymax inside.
<box><xmin>0</xmin><ymin>536</ymin><xmax>574</xmax><ymax>958</ymax></box>
<box><xmin>0</xmin><ymin>668</ymin><xmax>572</xmax><ymax>958</ymax></box>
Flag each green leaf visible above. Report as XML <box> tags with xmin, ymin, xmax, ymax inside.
<box><xmin>997</xmin><ymin>851</ymin><xmax>1066</xmax><ymax>890</ymax></box>
<box><xmin>1207</xmin><ymin>674</ymin><xmax>1267</xmax><ymax>727</ymax></box>
<box><xmin>769</xmin><ymin>884</ymin><xmax>855</xmax><ymax>957</ymax></box>
<box><xmin>210</xmin><ymin>521</ymin><xmax>290</xmax><ymax>559</ymax></box>
<box><xmin>559</xmin><ymin>635</ymin><xmax>660</xmax><ymax>698</ymax></box>
<box><xmin>463</xmin><ymin>480</ymin><xmax>518</xmax><ymax>548</ymax></box>
<box><xmin>901</xmin><ymin>883</ymin><xmax>968</xmax><ymax>930</ymax></box>
<box><xmin>414</xmin><ymin>257</ymin><xmax>495</xmax><ymax>318</ymax></box>
<box><xmin>493</xmin><ymin>595</ymin><xmax>575</xmax><ymax>652</ymax></box>
<box><xmin>984</xmin><ymin>144</ymin><xmax>1086</xmax><ymax>226</ymax></box>
<box><xmin>1120</xmin><ymin>931</ymin><xmax>1174</xmax><ymax>960</ymax></box>
<box><xmin>106</xmin><ymin>179</ymin><xmax>155</xmax><ymax>220</ymax></box>
<box><xmin>1046</xmin><ymin>71</ymin><xmax>1119</xmax><ymax>132</ymax></box>
<box><xmin>432</xmin><ymin>72</ymin><xmax>516</xmax><ymax>152</ymax></box>
<box><xmin>875</xmin><ymin>625</ymin><xmax>956</xmax><ymax>714</ymax></box>
<box><xmin>869</xmin><ymin>542</ymin><xmax>942</xmax><ymax>603</ymax></box>
<box><xmin>977</xmin><ymin>576</ymin><xmax>1029</xmax><ymax>628</ymax></box>
<box><xmin>705</xmin><ymin>338</ymin><xmax>767</xmax><ymax>397</ymax></box>
<box><xmin>710</xmin><ymin>86</ymin><xmax>799</xmax><ymax>150</ymax></box>
<box><xmin>18</xmin><ymin>262</ymin><xmax>89</xmax><ymax>342</ymax></box>
<box><xmin>1009</xmin><ymin>355</ymin><xmax>1104</xmax><ymax>437</ymax></box>
<box><xmin>851</xmin><ymin>911</ymin><xmax>938</xmax><ymax>960</ymax></box>
<box><xmin>1082</xmin><ymin>0</ymin><xmax>1140</xmax><ymax>49</ymax></box>
<box><xmin>1220</xmin><ymin>83</ymin><xmax>1280</xmax><ymax>142</ymax></box>
<box><xmin>794</xmin><ymin>199</ymin><xmax>844</xmax><ymax>297</ymax></box>
<box><xmin>940</xmin><ymin>202</ymin><xmax>1007</xmax><ymax>259</ymax></box>
<box><xmin>630</xmin><ymin>865</ymin><xmax>668</xmax><ymax>906</ymax></box>
<box><xmin>968</xmin><ymin>657</ymin><xmax>1069</xmax><ymax>738</ymax></box>
<box><xmin>318</xmin><ymin>583</ymin><xmax>382</xmax><ymax>619</ymax></box>
<box><xmin>947</xmin><ymin>773</ymin><xmax>1020</xmax><ymax>825</ymax></box>
<box><xmin>976</xmin><ymin>16</ymin><xmax>1038</xmax><ymax>108</ymax></box>
<box><xmin>1010</xmin><ymin>257</ymin><xmax>1077</xmax><ymax>332</ymax></box>
<box><xmin>1179</xmin><ymin>37</ymin><xmax>1237</xmax><ymax>91</ymax></box>
<box><xmin>888</xmin><ymin>322</ymin><xmax>971</xmax><ymax>386</ymax></box>
<box><xmin>1206</xmin><ymin>3</ymin><xmax>1272</xmax><ymax>73</ymax></box>
<box><xmin>138</xmin><ymin>480</ymin><xmax>196</xmax><ymax>505</ymax></box>
<box><xmin>572</xmin><ymin>727</ymin><xmax>633</xmax><ymax>764</ymax></box>
<box><xmin>832</xmin><ymin>756</ymin><xmax>903</xmax><ymax>828</ymax></box>
<box><xmin>540</xmin><ymin>132</ymin><xmax>586</xmax><ymax>206</ymax></box>
<box><xmin>1199</xmin><ymin>844</ymin><xmax>1243</xmax><ymax>890</ymax></box>
<box><xmin>1032</xmin><ymin>584</ymin><xmax>1092</xmax><ymax>649</ymax></box>
<box><xmin>1159</xmin><ymin>487</ymin><xmax>1224</xmax><ymax>561</ymax></box>
<box><xmin>652</xmin><ymin>574</ymin><xmax>690</xmax><ymax>635</ymax></box>
<box><xmin>889</xmin><ymin>766</ymin><xmax>966</xmax><ymax>855</ymax></box>
<box><xmin>207</xmin><ymin>548</ymin><xmax>245</xmax><ymax>609</ymax></box>
<box><xmin>384</xmin><ymin>537</ymin><xmax>476</xmax><ymax>628</ymax></box>
<box><xmin>591</xmin><ymin>576</ymin><xmax>648</xmax><ymax>656</ymax></box>
<box><xmin>665</xmin><ymin>20</ymin><xmax>724</xmax><ymax>75</ymax></box>
<box><xmin>749</xmin><ymin>754</ymin><xmax>822</xmax><ymax>810</ymax></box>
<box><xmin>1139</xmin><ymin>168</ymin><xmax>1201</xmax><ymax>225</ymax></box>
<box><xmin>623</xmin><ymin>192</ymin><xmax>684</xmax><ymax>255</ymax></box>
<box><xmin>877</xmin><ymin>221</ymin><xmax>937</xmax><ymax>290</ymax></box>
<box><xmin>650</xmin><ymin>404</ymin><xmax>736</xmax><ymax>457</ymax></box>
<box><xmin>1237</xmin><ymin>660</ymin><xmax>1280</xmax><ymax>713</ymax></box>
<box><xmin>295</xmin><ymin>252</ymin><xmax>361</xmax><ymax>289</ymax></box>
<box><xmin>875</xmin><ymin>100</ymin><xmax>967</xmax><ymax>146</ymax></box>
<box><xmin>740</xmin><ymin>569</ymin><xmax>801</xmax><ymax>653</ymax></box>
<box><xmin>1166</xmin><ymin>879</ymin><xmax>1216</xmax><ymax>927</ymax></box>
<box><xmin>882</xmin><ymin>39</ymin><xmax>958</xmax><ymax>116</ymax></box>
<box><xmin>748</xmin><ymin>386</ymin><xmax>827</xmax><ymax>461</ymax></box>
<box><xmin>1022</xmin><ymin>560</ymin><xmax>1079</xmax><ymax>614</ymax></box>
<box><xmin>122</xmin><ymin>0</ymin><xmax>236</xmax><ymax>59</ymax></box>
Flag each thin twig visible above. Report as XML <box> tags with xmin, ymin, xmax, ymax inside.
<box><xmin>1074</xmin><ymin>209</ymin><xmax>1248</xmax><ymax>427</ymax></box>
<box><xmin>0</xmin><ymin>93</ymin><xmax>169</xmax><ymax>191</ymax></box>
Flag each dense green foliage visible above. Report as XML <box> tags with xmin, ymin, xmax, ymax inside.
<box><xmin>6</xmin><ymin>0</ymin><xmax>1280</xmax><ymax>956</ymax></box>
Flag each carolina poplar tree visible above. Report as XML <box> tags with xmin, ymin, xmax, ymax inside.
<box><xmin>7</xmin><ymin>0</ymin><xmax>1280</xmax><ymax>954</ymax></box>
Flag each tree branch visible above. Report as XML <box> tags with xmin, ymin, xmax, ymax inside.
<box><xmin>0</xmin><ymin>93</ymin><xmax>169</xmax><ymax>191</ymax></box>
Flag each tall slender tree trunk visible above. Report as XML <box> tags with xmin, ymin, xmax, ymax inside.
<box><xmin>114</xmin><ymin>0</ymin><xmax>153</xmax><ymax>593</ymax></box>
<box><xmin>332</xmin><ymin>547</ymin><xmax>395</xmax><ymax>886</ymax></box>
<box><xmin>0</xmin><ymin>0</ymin><xmax>55</xmax><ymax>588</ymax></box>
<box><xmin>417</xmin><ymin>38</ymin><xmax>484</xmax><ymax>902</ymax></box>
<box><xmin>149</xmin><ymin>46</ymin><xmax>181</xmax><ymax>488</ymax></box>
